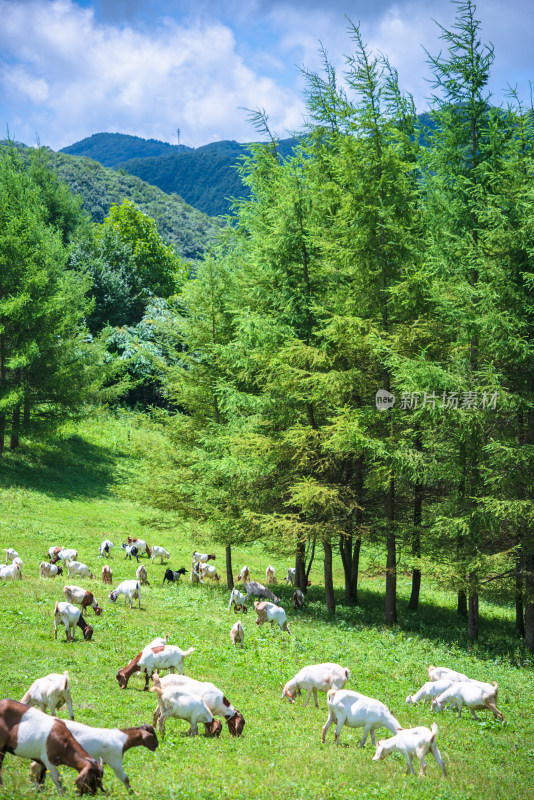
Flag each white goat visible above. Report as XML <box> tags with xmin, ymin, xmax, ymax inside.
<box><xmin>432</xmin><ymin>680</ymin><xmax>503</xmax><ymax>721</ymax></box>
<box><xmin>228</xmin><ymin>587</ymin><xmax>248</xmax><ymax>613</ymax></box>
<box><xmin>406</xmin><ymin>679</ymin><xmax>455</xmax><ymax>706</ymax></box>
<box><xmin>230</xmin><ymin>620</ymin><xmax>244</xmax><ymax>648</ymax></box>
<box><xmin>373</xmin><ymin>723</ymin><xmax>447</xmax><ymax>776</ymax></box>
<box><xmin>265</xmin><ymin>565</ymin><xmax>276</xmax><ymax>584</ymax></box>
<box><xmin>98</xmin><ymin>539</ymin><xmax>113</xmax><ymax>557</ymax></box>
<box><xmin>67</xmin><ymin>561</ymin><xmax>94</xmax><ymax>579</ymax></box>
<box><xmin>427</xmin><ymin>664</ymin><xmax>470</xmax><ymax>682</ymax></box>
<box><xmin>192</xmin><ymin>551</ymin><xmax>215</xmax><ymax>563</ymax></box>
<box><xmin>21</xmin><ymin>671</ymin><xmax>74</xmax><ymax>720</ymax></box>
<box><xmin>285</xmin><ymin>567</ymin><xmax>296</xmax><ymax>585</ymax></box>
<box><xmin>136</xmin><ymin>564</ymin><xmax>150</xmax><ymax>585</ymax></box>
<box><xmin>62</xmin><ymin>720</ymin><xmax>158</xmax><ymax>790</ymax></box>
<box><xmin>151</xmin><ymin>673</ymin><xmax>245</xmax><ymax>736</ymax></box>
<box><xmin>137</xmin><ymin>643</ymin><xmax>195</xmax><ymax>680</ymax></box>
<box><xmin>281</xmin><ymin>663</ymin><xmax>351</xmax><ymax>707</ymax></box>
<box><xmin>3</xmin><ymin>548</ymin><xmax>19</xmax><ymax>563</ymax></box>
<box><xmin>58</xmin><ymin>549</ymin><xmax>79</xmax><ymax>564</ymax></box>
<box><xmin>0</xmin><ymin>562</ymin><xmax>21</xmax><ymax>581</ymax></box>
<box><xmin>39</xmin><ymin>562</ymin><xmax>63</xmax><ymax>579</ymax></box>
<box><xmin>254</xmin><ymin>600</ymin><xmax>290</xmax><ymax>633</ymax></box>
<box><xmin>150</xmin><ymin>546</ymin><xmax>170</xmax><ymax>564</ymax></box>
<box><xmin>198</xmin><ymin>563</ymin><xmax>220</xmax><ymax>583</ymax></box>
<box><xmin>109</xmin><ymin>580</ymin><xmax>141</xmax><ymax>608</ymax></box>
<box><xmin>150</xmin><ymin>675</ymin><xmax>220</xmax><ymax>737</ymax></box>
<box><xmin>322</xmin><ymin>689</ymin><xmax>402</xmax><ymax>746</ymax></box>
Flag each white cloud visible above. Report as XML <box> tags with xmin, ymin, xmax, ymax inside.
<box><xmin>0</xmin><ymin>0</ymin><xmax>304</xmax><ymax>149</ymax></box>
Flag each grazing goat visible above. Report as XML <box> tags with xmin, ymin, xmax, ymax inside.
<box><xmin>127</xmin><ymin>537</ymin><xmax>150</xmax><ymax>558</ymax></box>
<box><xmin>63</xmin><ymin>585</ymin><xmax>103</xmax><ymax>615</ymax></box>
<box><xmin>67</xmin><ymin>561</ymin><xmax>94</xmax><ymax>580</ymax></box>
<box><xmin>122</xmin><ymin>543</ymin><xmax>139</xmax><ymax>561</ymax></box>
<box><xmin>285</xmin><ymin>567</ymin><xmax>296</xmax><ymax>585</ymax></box>
<box><xmin>431</xmin><ymin>680</ymin><xmax>503</xmax><ymax>720</ymax></box>
<box><xmin>109</xmin><ymin>580</ymin><xmax>141</xmax><ymax>609</ymax></box>
<box><xmin>406</xmin><ymin>679</ymin><xmax>455</xmax><ymax>706</ymax></box>
<box><xmin>230</xmin><ymin>620</ymin><xmax>244</xmax><ymax>648</ymax></box>
<box><xmin>150</xmin><ymin>674</ymin><xmax>221</xmax><ymax>737</ymax></box>
<box><xmin>21</xmin><ymin>671</ymin><xmax>74</xmax><ymax>720</ymax></box>
<box><xmin>151</xmin><ymin>546</ymin><xmax>170</xmax><ymax>564</ymax></box>
<box><xmin>265</xmin><ymin>565</ymin><xmax>276</xmax><ymax>584</ymax></box>
<box><xmin>192</xmin><ymin>551</ymin><xmax>215</xmax><ymax>563</ymax></box>
<box><xmin>0</xmin><ymin>562</ymin><xmax>22</xmax><ymax>581</ymax></box>
<box><xmin>281</xmin><ymin>663</ymin><xmax>350</xmax><ymax>707</ymax></box>
<box><xmin>228</xmin><ymin>588</ymin><xmax>248</xmax><ymax>613</ymax></box>
<box><xmin>190</xmin><ymin>565</ymin><xmax>201</xmax><ymax>583</ymax></box>
<box><xmin>61</xmin><ymin>720</ymin><xmax>158</xmax><ymax>790</ymax></box>
<box><xmin>162</xmin><ymin>567</ymin><xmax>186</xmax><ymax>584</ymax></box>
<box><xmin>3</xmin><ymin>548</ymin><xmax>18</xmax><ymax>563</ymax></box>
<box><xmin>57</xmin><ymin>548</ymin><xmax>78</xmax><ymax>564</ymax></box>
<box><xmin>151</xmin><ymin>673</ymin><xmax>245</xmax><ymax>737</ymax></box>
<box><xmin>137</xmin><ymin>564</ymin><xmax>150</xmax><ymax>585</ymax></box>
<box><xmin>138</xmin><ymin>644</ymin><xmax>195</xmax><ymax>682</ymax></box>
<box><xmin>322</xmin><ymin>689</ymin><xmax>402</xmax><ymax>746</ymax></box>
<box><xmin>116</xmin><ymin>636</ymin><xmax>170</xmax><ymax>690</ymax></box>
<box><xmin>293</xmin><ymin>589</ymin><xmax>305</xmax><ymax>610</ymax></box>
<box><xmin>47</xmin><ymin>546</ymin><xmax>63</xmax><ymax>562</ymax></box>
<box><xmin>235</xmin><ymin>565</ymin><xmax>250</xmax><ymax>583</ymax></box>
<box><xmin>254</xmin><ymin>600</ymin><xmax>290</xmax><ymax>633</ymax></box>
<box><xmin>98</xmin><ymin>539</ymin><xmax>113</xmax><ymax>558</ymax></box>
<box><xmin>198</xmin><ymin>563</ymin><xmax>220</xmax><ymax>583</ymax></box>
<box><xmin>40</xmin><ymin>561</ymin><xmax>63</xmax><ymax>579</ymax></box>
<box><xmin>101</xmin><ymin>565</ymin><xmax>113</xmax><ymax>585</ymax></box>
<box><xmin>373</xmin><ymin>723</ymin><xmax>447</xmax><ymax>777</ymax></box>
<box><xmin>53</xmin><ymin>601</ymin><xmax>93</xmax><ymax>641</ymax></box>
<box><xmin>244</xmin><ymin>580</ymin><xmax>280</xmax><ymax>604</ymax></box>
<box><xmin>0</xmin><ymin>700</ymin><xmax>104</xmax><ymax>794</ymax></box>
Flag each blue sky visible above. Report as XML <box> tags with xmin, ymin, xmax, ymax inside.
<box><xmin>1</xmin><ymin>0</ymin><xmax>532</xmax><ymax>150</ymax></box>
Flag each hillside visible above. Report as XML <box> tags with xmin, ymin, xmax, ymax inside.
<box><xmin>45</xmin><ymin>149</ymin><xmax>224</xmax><ymax>261</ymax></box>
<box><xmin>61</xmin><ymin>135</ymin><xmax>299</xmax><ymax>217</ymax></box>
<box><xmin>61</xmin><ymin>132</ymin><xmax>192</xmax><ymax>167</ymax></box>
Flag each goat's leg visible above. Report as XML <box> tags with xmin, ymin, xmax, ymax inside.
<box><xmin>45</xmin><ymin>761</ymin><xmax>64</xmax><ymax>793</ymax></box>
<box><xmin>370</xmin><ymin>729</ymin><xmax>376</xmax><ymax>746</ymax></box>
<box><xmin>360</xmin><ymin>723</ymin><xmax>372</xmax><ymax>748</ymax></box>
<box><xmin>65</xmin><ymin>691</ymin><xmax>74</xmax><ymax>720</ymax></box>
<box><xmin>321</xmin><ymin>711</ymin><xmax>335</xmax><ymax>743</ymax></box>
<box><xmin>431</xmin><ymin>744</ymin><xmax>447</xmax><ymax>777</ymax></box>
<box><xmin>404</xmin><ymin>754</ymin><xmax>415</xmax><ymax>776</ymax></box>
<box><xmin>303</xmin><ymin>689</ymin><xmax>311</xmax><ymax>707</ymax></box>
<box><xmin>313</xmin><ymin>688</ymin><xmax>318</xmax><ymax>708</ymax></box>
<box><xmin>469</xmin><ymin>708</ymin><xmax>480</xmax><ymax>721</ymax></box>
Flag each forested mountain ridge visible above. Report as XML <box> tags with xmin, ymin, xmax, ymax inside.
<box><xmin>44</xmin><ymin>148</ymin><xmax>224</xmax><ymax>261</ymax></box>
<box><xmin>60</xmin><ymin>134</ymin><xmax>299</xmax><ymax>216</ymax></box>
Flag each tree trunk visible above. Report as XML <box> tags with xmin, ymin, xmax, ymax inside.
<box><xmin>225</xmin><ymin>545</ymin><xmax>234</xmax><ymax>591</ymax></box>
<box><xmin>457</xmin><ymin>589</ymin><xmax>467</xmax><ymax>617</ymax></box>
<box><xmin>408</xmin><ymin>468</ymin><xmax>423</xmax><ymax>611</ymax></box>
<box><xmin>350</xmin><ymin>538</ymin><xmax>361</xmax><ymax>605</ymax></box>
<box><xmin>385</xmin><ymin>475</ymin><xmax>397</xmax><ymax>625</ymax></box>
<box><xmin>295</xmin><ymin>539</ymin><xmax>307</xmax><ymax>592</ymax></box>
<box><xmin>515</xmin><ymin>546</ymin><xmax>525</xmax><ymax>637</ymax></box>
<box><xmin>23</xmin><ymin>399</ymin><xmax>31</xmax><ymax>428</ymax></box>
<box><xmin>468</xmin><ymin>588</ymin><xmax>479</xmax><ymax>641</ymax></box>
<box><xmin>0</xmin><ymin>414</ymin><xmax>4</xmax><ymax>457</ymax></box>
<box><xmin>323</xmin><ymin>540</ymin><xmax>335</xmax><ymax>614</ymax></box>
<box><xmin>525</xmin><ymin>549</ymin><xmax>534</xmax><ymax>651</ymax></box>
<box><xmin>340</xmin><ymin>532</ymin><xmax>354</xmax><ymax>603</ymax></box>
<box><xmin>10</xmin><ymin>403</ymin><xmax>20</xmax><ymax>450</ymax></box>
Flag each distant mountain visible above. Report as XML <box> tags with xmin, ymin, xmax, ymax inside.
<box><xmin>46</xmin><ymin>149</ymin><xmax>224</xmax><ymax>261</ymax></box>
<box><xmin>60</xmin><ymin>134</ymin><xmax>299</xmax><ymax>217</ymax></box>
<box><xmin>61</xmin><ymin>132</ymin><xmax>192</xmax><ymax>167</ymax></box>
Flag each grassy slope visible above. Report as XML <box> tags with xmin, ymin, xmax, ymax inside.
<box><xmin>0</xmin><ymin>411</ymin><xmax>532</xmax><ymax>800</ymax></box>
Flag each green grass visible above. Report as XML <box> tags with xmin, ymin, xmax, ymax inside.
<box><xmin>0</xmin><ymin>410</ymin><xmax>532</xmax><ymax>799</ymax></box>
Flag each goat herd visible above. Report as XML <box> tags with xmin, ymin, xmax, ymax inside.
<box><xmin>0</xmin><ymin>540</ymin><xmax>505</xmax><ymax>794</ymax></box>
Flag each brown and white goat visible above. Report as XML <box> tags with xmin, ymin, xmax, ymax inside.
<box><xmin>0</xmin><ymin>700</ymin><xmax>104</xmax><ymax>794</ymax></box>
<box><xmin>53</xmin><ymin>601</ymin><xmax>93</xmax><ymax>641</ymax></box>
<box><xmin>63</xmin><ymin>585</ymin><xmax>103</xmax><ymax>616</ymax></box>
<box><xmin>101</xmin><ymin>564</ymin><xmax>113</xmax><ymax>585</ymax></box>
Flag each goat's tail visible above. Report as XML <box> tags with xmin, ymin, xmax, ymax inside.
<box><xmin>327</xmin><ymin>688</ymin><xmax>338</xmax><ymax>703</ymax></box>
<box><xmin>63</xmin><ymin>671</ymin><xmax>70</xmax><ymax>691</ymax></box>
<box><xmin>182</xmin><ymin>647</ymin><xmax>195</xmax><ymax>657</ymax></box>
<box><xmin>344</xmin><ymin>668</ymin><xmax>351</xmax><ymax>681</ymax></box>
<box><xmin>430</xmin><ymin>722</ymin><xmax>439</xmax><ymax>743</ymax></box>
<box><xmin>53</xmin><ymin>600</ymin><xmax>59</xmax><ymax>615</ymax></box>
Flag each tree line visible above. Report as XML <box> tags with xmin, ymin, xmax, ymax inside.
<box><xmin>127</xmin><ymin>2</ymin><xmax>534</xmax><ymax>651</ymax></box>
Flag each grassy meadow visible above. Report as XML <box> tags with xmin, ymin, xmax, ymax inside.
<box><xmin>0</xmin><ymin>410</ymin><xmax>532</xmax><ymax>800</ymax></box>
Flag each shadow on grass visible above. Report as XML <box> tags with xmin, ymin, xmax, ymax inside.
<box><xmin>0</xmin><ymin>433</ymin><xmax>127</xmax><ymax>499</ymax></box>
<box><xmin>210</xmin><ymin>580</ymin><xmax>532</xmax><ymax>668</ymax></box>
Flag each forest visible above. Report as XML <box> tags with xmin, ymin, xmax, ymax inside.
<box><xmin>1</xmin><ymin>0</ymin><xmax>534</xmax><ymax>657</ymax></box>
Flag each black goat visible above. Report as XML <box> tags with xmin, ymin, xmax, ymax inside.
<box><xmin>163</xmin><ymin>567</ymin><xmax>187</xmax><ymax>585</ymax></box>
